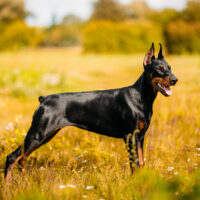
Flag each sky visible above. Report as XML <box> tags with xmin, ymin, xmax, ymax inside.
<box><xmin>25</xmin><ymin>0</ymin><xmax>187</xmax><ymax>27</ymax></box>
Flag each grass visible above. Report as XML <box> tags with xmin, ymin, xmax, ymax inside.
<box><xmin>0</xmin><ymin>48</ymin><xmax>200</xmax><ymax>200</ymax></box>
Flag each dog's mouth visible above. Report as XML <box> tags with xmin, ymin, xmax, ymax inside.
<box><xmin>156</xmin><ymin>82</ymin><xmax>172</xmax><ymax>96</ymax></box>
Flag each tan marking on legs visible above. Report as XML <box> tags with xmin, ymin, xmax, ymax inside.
<box><xmin>5</xmin><ymin>144</ymin><xmax>25</xmax><ymax>183</ymax></box>
<box><xmin>138</xmin><ymin>143</ymin><xmax>144</xmax><ymax>167</ymax></box>
<box><xmin>5</xmin><ymin>155</ymin><xmax>23</xmax><ymax>183</ymax></box>
<box><xmin>136</xmin><ymin>123</ymin><xmax>145</xmax><ymax>167</ymax></box>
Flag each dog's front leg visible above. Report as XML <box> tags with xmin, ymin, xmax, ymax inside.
<box><xmin>135</xmin><ymin>134</ymin><xmax>145</xmax><ymax>167</ymax></box>
<box><xmin>124</xmin><ymin>129</ymin><xmax>145</xmax><ymax>173</ymax></box>
<box><xmin>136</xmin><ymin>120</ymin><xmax>147</xmax><ymax>168</ymax></box>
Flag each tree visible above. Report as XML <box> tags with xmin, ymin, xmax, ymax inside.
<box><xmin>0</xmin><ymin>0</ymin><xmax>27</xmax><ymax>22</ymax></box>
<box><xmin>62</xmin><ymin>14</ymin><xmax>82</xmax><ymax>25</ymax></box>
<box><xmin>149</xmin><ymin>9</ymin><xmax>179</xmax><ymax>27</ymax></box>
<box><xmin>125</xmin><ymin>0</ymin><xmax>151</xmax><ymax>19</ymax></box>
<box><xmin>90</xmin><ymin>0</ymin><xmax>125</xmax><ymax>22</ymax></box>
<box><xmin>181</xmin><ymin>0</ymin><xmax>200</xmax><ymax>21</ymax></box>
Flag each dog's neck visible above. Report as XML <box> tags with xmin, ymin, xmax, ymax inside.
<box><xmin>133</xmin><ymin>71</ymin><xmax>157</xmax><ymax>108</ymax></box>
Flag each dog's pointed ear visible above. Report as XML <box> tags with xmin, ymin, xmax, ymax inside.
<box><xmin>157</xmin><ymin>43</ymin><xmax>164</xmax><ymax>59</ymax></box>
<box><xmin>143</xmin><ymin>43</ymin><xmax>155</xmax><ymax>68</ymax></box>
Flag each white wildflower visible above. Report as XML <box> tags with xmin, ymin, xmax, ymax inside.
<box><xmin>67</xmin><ymin>184</ymin><xmax>76</xmax><ymax>188</ymax></box>
<box><xmin>5</xmin><ymin>122</ymin><xmax>14</xmax><ymax>131</ymax></box>
<box><xmin>174</xmin><ymin>171</ymin><xmax>179</xmax><ymax>175</ymax></box>
<box><xmin>15</xmin><ymin>114</ymin><xmax>22</xmax><ymax>122</ymax></box>
<box><xmin>187</xmin><ymin>158</ymin><xmax>190</xmax><ymax>162</ymax></box>
<box><xmin>86</xmin><ymin>186</ymin><xmax>94</xmax><ymax>190</ymax></box>
<box><xmin>22</xmin><ymin>133</ymin><xmax>27</xmax><ymax>136</ymax></box>
<box><xmin>100</xmin><ymin>163</ymin><xmax>105</xmax><ymax>165</ymax></box>
<box><xmin>82</xmin><ymin>160</ymin><xmax>87</xmax><ymax>164</ymax></box>
<box><xmin>13</xmin><ymin>68</ymin><xmax>19</xmax><ymax>74</ymax></box>
<box><xmin>75</xmin><ymin>157</ymin><xmax>79</xmax><ymax>161</ymax></box>
<box><xmin>59</xmin><ymin>185</ymin><xmax>66</xmax><ymax>189</ymax></box>
<box><xmin>75</xmin><ymin>155</ymin><xmax>83</xmax><ymax>160</ymax></box>
<box><xmin>39</xmin><ymin>166</ymin><xmax>45</xmax><ymax>171</ymax></box>
<box><xmin>83</xmin><ymin>195</ymin><xmax>88</xmax><ymax>199</ymax></box>
<box><xmin>43</xmin><ymin>73</ymin><xmax>60</xmax><ymax>86</ymax></box>
<box><xmin>168</xmin><ymin>166</ymin><xmax>174</xmax><ymax>172</ymax></box>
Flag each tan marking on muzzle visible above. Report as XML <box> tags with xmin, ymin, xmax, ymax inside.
<box><xmin>150</xmin><ymin>73</ymin><xmax>170</xmax><ymax>92</ymax></box>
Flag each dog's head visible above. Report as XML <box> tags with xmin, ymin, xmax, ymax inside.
<box><xmin>143</xmin><ymin>43</ymin><xmax>178</xmax><ymax>96</ymax></box>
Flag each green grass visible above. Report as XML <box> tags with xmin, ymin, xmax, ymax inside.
<box><xmin>0</xmin><ymin>48</ymin><xmax>200</xmax><ymax>200</ymax></box>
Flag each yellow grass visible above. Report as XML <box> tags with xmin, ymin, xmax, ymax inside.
<box><xmin>0</xmin><ymin>48</ymin><xmax>200</xmax><ymax>200</ymax></box>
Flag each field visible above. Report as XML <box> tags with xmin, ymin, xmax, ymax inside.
<box><xmin>0</xmin><ymin>48</ymin><xmax>200</xmax><ymax>200</ymax></box>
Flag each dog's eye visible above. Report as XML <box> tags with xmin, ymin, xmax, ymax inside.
<box><xmin>159</xmin><ymin>65</ymin><xmax>164</xmax><ymax>72</ymax></box>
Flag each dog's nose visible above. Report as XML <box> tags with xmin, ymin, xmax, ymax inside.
<box><xmin>170</xmin><ymin>78</ymin><xmax>178</xmax><ymax>85</ymax></box>
<box><xmin>169</xmin><ymin>73</ymin><xmax>178</xmax><ymax>85</ymax></box>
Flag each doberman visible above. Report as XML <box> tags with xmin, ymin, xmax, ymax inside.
<box><xmin>5</xmin><ymin>43</ymin><xmax>178</xmax><ymax>180</ymax></box>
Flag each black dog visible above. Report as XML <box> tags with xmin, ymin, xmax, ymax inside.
<box><xmin>5</xmin><ymin>43</ymin><xmax>178</xmax><ymax>180</ymax></box>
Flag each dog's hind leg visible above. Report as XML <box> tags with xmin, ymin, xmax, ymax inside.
<box><xmin>5</xmin><ymin>126</ymin><xmax>61</xmax><ymax>181</ymax></box>
<box><xmin>5</xmin><ymin>105</ymin><xmax>66</xmax><ymax>181</ymax></box>
<box><xmin>4</xmin><ymin>145</ymin><xmax>23</xmax><ymax>182</ymax></box>
<box><xmin>17</xmin><ymin>128</ymin><xmax>61</xmax><ymax>173</ymax></box>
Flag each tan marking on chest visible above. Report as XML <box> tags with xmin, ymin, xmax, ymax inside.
<box><xmin>139</xmin><ymin>120</ymin><xmax>145</xmax><ymax>131</ymax></box>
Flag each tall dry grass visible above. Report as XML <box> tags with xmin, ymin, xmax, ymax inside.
<box><xmin>0</xmin><ymin>49</ymin><xmax>199</xmax><ymax>200</ymax></box>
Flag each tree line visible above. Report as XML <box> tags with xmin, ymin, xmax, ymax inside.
<box><xmin>0</xmin><ymin>0</ymin><xmax>200</xmax><ymax>54</ymax></box>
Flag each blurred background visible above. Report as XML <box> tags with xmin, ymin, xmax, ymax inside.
<box><xmin>0</xmin><ymin>0</ymin><xmax>200</xmax><ymax>54</ymax></box>
<box><xmin>1</xmin><ymin>1</ymin><xmax>200</xmax><ymax>199</ymax></box>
